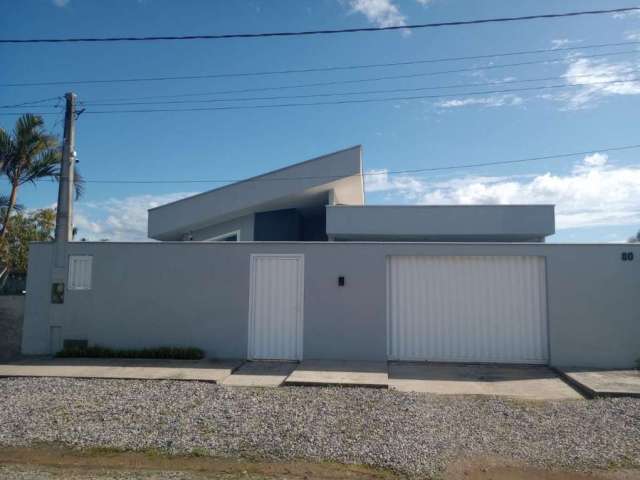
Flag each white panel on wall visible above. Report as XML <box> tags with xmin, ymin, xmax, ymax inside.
<box><xmin>248</xmin><ymin>254</ymin><xmax>304</xmax><ymax>360</ymax></box>
<box><xmin>387</xmin><ymin>255</ymin><xmax>548</xmax><ymax>364</ymax></box>
<box><xmin>68</xmin><ymin>255</ymin><xmax>93</xmax><ymax>290</ymax></box>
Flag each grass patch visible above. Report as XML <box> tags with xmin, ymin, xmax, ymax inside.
<box><xmin>189</xmin><ymin>447</ymin><xmax>209</xmax><ymax>458</ymax></box>
<box><xmin>55</xmin><ymin>345</ymin><xmax>204</xmax><ymax>360</ymax></box>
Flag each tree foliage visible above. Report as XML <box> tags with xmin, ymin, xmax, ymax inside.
<box><xmin>0</xmin><ymin>113</ymin><xmax>83</xmax><ymax>240</ymax></box>
<box><xmin>0</xmin><ymin>208</ymin><xmax>55</xmax><ymax>274</ymax></box>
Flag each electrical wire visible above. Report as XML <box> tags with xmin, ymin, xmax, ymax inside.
<box><xmin>0</xmin><ymin>96</ymin><xmax>62</xmax><ymax>109</ymax></box>
<box><xmin>78</xmin><ymin>78</ymin><xmax>640</xmax><ymax>114</ymax></box>
<box><xmin>1</xmin><ymin>7</ymin><xmax>638</xmax><ymax>43</ymax></box>
<box><xmin>56</xmin><ymin>49</ymin><xmax>638</xmax><ymax>98</ymax></box>
<box><xmin>1</xmin><ymin>76</ymin><xmax>637</xmax><ymax>116</ymax></box>
<box><xmin>81</xmin><ymin>70</ymin><xmax>640</xmax><ymax>107</ymax></box>
<box><xmin>79</xmin><ymin>143</ymin><xmax>640</xmax><ymax>184</ymax></box>
<box><xmin>4</xmin><ymin>40</ymin><xmax>639</xmax><ymax>88</ymax></box>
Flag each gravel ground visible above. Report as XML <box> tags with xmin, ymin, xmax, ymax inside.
<box><xmin>1</xmin><ymin>377</ymin><xmax>639</xmax><ymax>477</ymax></box>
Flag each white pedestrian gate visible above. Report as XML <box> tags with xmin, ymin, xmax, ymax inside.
<box><xmin>387</xmin><ymin>256</ymin><xmax>548</xmax><ymax>364</ymax></box>
<box><xmin>248</xmin><ymin>254</ymin><xmax>304</xmax><ymax>360</ymax></box>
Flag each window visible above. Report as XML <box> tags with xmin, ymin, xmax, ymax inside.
<box><xmin>206</xmin><ymin>230</ymin><xmax>240</xmax><ymax>242</ymax></box>
<box><xmin>68</xmin><ymin>255</ymin><xmax>92</xmax><ymax>290</ymax></box>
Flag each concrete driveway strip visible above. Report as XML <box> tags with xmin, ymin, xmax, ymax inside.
<box><xmin>559</xmin><ymin>368</ymin><xmax>640</xmax><ymax>398</ymax></box>
<box><xmin>284</xmin><ymin>360</ymin><xmax>389</xmax><ymax>388</ymax></box>
<box><xmin>0</xmin><ymin>358</ymin><xmax>243</xmax><ymax>383</ymax></box>
<box><xmin>388</xmin><ymin>363</ymin><xmax>583</xmax><ymax>400</ymax></box>
<box><xmin>222</xmin><ymin>361</ymin><xmax>297</xmax><ymax>387</ymax></box>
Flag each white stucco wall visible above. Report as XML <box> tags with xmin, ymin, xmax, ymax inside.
<box><xmin>22</xmin><ymin>241</ymin><xmax>640</xmax><ymax>368</ymax></box>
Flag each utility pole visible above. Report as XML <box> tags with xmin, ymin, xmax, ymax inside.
<box><xmin>54</xmin><ymin>92</ymin><xmax>76</xmax><ymax>244</ymax></box>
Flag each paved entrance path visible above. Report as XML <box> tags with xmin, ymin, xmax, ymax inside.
<box><xmin>222</xmin><ymin>361</ymin><xmax>297</xmax><ymax>387</ymax></box>
<box><xmin>0</xmin><ymin>358</ymin><xmax>588</xmax><ymax>400</ymax></box>
<box><xmin>559</xmin><ymin>368</ymin><xmax>640</xmax><ymax>398</ymax></box>
<box><xmin>0</xmin><ymin>358</ymin><xmax>242</xmax><ymax>383</ymax></box>
<box><xmin>388</xmin><ymin>363</ymin><xmax>583</xmax><ymax>400</ymax></box>
<box><xmin>284</xmin><ymin>360</ymin><xmax>389</xmax><ymax>388</ymax></box>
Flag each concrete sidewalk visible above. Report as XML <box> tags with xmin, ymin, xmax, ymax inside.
<box><xmin>388</xmin><ymin>363</ymin><xmax>583</xmax><ymax>400</ymax></box>
<box><xmin>284</xmin><ymin>360</ymin><xmax>389</xmax><ymax>388</ymax></box>
<box><xmin>558</xmin><ymin>368</ymin><xmax>640</xmax><ymax>398</ymax></box>
<box><xmin>0</xmin><ymin>358</ymin><xmax>242</xmax><ymax>383</ymax></box>
<box><xmin>0</xmin><ymin>358</ymin><xmax>590</xmax><ymax>400</ymax></box>
<box><xmin>222</xmin><ymin>361</ymin><xmax>297</xmax><ymax>387</ymax></box>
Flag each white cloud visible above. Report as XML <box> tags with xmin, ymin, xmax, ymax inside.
<box><xmin>551</xmin><ymin>38</ymin><xmax>570</xmax><ymax>49</ymax></box>
<box><xmin>366</xmin><ymin>154</ymin><xmax>640</xmax><ymax>230</ymax></box>
<box><xmin>583</xmin><ymin>152</ymin><xmax>608</xmax><ymax>167</ymax></box>
<box><xmin>74</xmin><ymin>192</ymin><xmax>196</xmax><ymax>241</ymax></box>
<box><xmin>365</xmin><ymin>169</ymin><xmax>425</xmax><ymax>200</ymax></box>
<box><xmin>347</xmin><ymin>0</ymin><xmax>407</xmax><ymax>28</ymax></box>
<box><xmin>52</xmin><ymin>0</ymin><xmax>70</xmax><ymax>7</ymax></box>
<box><xmin>435</xmin><ymin>94</ymin><xmax>523</xmax><ymax>109</ymax></box>
<box><xmin>555</xmin><ymin>57</ymin><xmax>640</xmax><ymax>109</ymax></box>
<box><xmin>416</xmin><ymin>0</ymin><xmax>431</xmax><ymax>5</ymax></box>
<box><xmin>612</xmin><ymin>10</ymin><xmax>640</xmax><ymax>19</ymax></box>
<box><xmin>626</xmin><ymin>30</ymin><xmax>640</xmax><ymax>41</ymax></box>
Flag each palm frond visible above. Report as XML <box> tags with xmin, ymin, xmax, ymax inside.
<box><xmin>20</xmin><ymin>149</ymin><xmax>60</xmax><ymax>185</ymax></box>
<box><xmin>73</xmin><ymin>168</ymin><xmax>85</xmax><ymax>200</ymax></box>
<box><xmin>0</xmin><ymin>195</ymin><xmax>24</xmax><ymax>212</ymax></box>
<box><xmin>0</xmin><ymin>128</ymin><xmax>16</xmax><ymax>174</ymax></box>
<box><xmin>15</xmin><ymin>114</ymin><xmax>44</xmax><ymax>141</ymax></box>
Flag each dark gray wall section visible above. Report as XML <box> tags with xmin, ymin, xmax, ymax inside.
<box><xmin>190</xmin><ymin>214</ymin><xmax>254</xmax><ymax>241</ymax></box>
<box><xmin>253</xmin><ymin>209</ymin><xmax>328</xmax><ymax>241</ymax></box>
<box><xmin>0</xmin><ymin>295</ymin><xmax>24</xmax><ymax>360</ymax></box>
<box><xmin>254</xmin><ymin>209</ymin><xmax>302</xmax><ymax>241</ymax></box>
<box><xmin>22</xmin><ymin>242</ymin><xmax>640</xmax><ymax>367</ymax></box>
<box><xmin>301</xmin><ymin>212</ymin><xmax>327</xmax><ymax>241</ymax></box>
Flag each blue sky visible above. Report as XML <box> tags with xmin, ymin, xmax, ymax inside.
<box><xmin>1</xmin><ymin>0</ymin><xmax>640</xmax><ymax>241</ymax></box>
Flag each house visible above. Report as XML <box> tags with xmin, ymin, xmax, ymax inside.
<box><xmin>21</xmin><ymin>146</ymin><xmax>640</xmax><ymax>368</ymax></box>
<box><xmin>147</xmin><ymin>146</ymin><xmax>555</xmax><ymax>243</ymax></box>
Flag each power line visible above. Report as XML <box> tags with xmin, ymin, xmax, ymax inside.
<box><xmin>80</xmin><ymin>143</ymin><xmax>640</xmax><ymax>184</ymax></box>
<box><xmin>1</xmin><ymin>7</ymin><xmax>638</xmax><ymax>44</ymax></box>
<box><xmin>78</xmin><ymin>78</ymin><xmax>640</xmax><ymax>114</ymax></box>
<box><xmin>0</xmin><ymin>111</ymin><xmax>59</xmax><ymax>116</ymax></box>
<box><xmin>1</xmin><ymin>77</ymin><xmax>637</xmax><ymax>117</ymax></box>
<box><xmin>80</xmin><ymin>71</ymin><xmax>640</xmax><ymax>107</ymax></box>
<box><xmin>0</xmin><ymin>96</ymin><xmax>62</xmax><ymax>109</ymax></box>
<box><xmin>4</xmin><ymin>40</ymin><xmax>639</xmax><ymax>88</ymax></box>
<box><xmin>65</xmin><ymin>49</ymin><xmax>639</xmax><ymax>98</ymax></box>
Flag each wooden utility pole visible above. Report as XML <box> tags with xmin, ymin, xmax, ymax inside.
<box><xmin>54</xmin><ymin>92</ymin><xmax>76</xmax><ymax>244</ymax></box>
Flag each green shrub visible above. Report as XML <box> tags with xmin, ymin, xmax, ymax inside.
<box><xmin>55</xmin><ymin>345</ymin><xmax>205</xmax><ymax>360</ymax></box>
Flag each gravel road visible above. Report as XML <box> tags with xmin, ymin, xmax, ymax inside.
<box><xmin>0</xmin><ymin>377</ymin><xmax>639</xmax><ymax>477</ymax></box>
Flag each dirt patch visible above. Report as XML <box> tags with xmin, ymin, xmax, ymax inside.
<box><xmin>2</xmin><ymin>447</ymin><xmax>640</xmax><ymax>480</ymax></box>
<box><xmin>444</xmin><ymin>456</ymin><xmax>640</xmax><ymax>480</ymax></box>
<box><xmin>0</xmin><ymin>446</ymin><xmax>397</xmax><ymax>479</ymax></box>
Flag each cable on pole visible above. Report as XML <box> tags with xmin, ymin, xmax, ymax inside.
<box><xmin>1</xmin><ymin>7</ymin><xmax>638</xmax><ymax>43</ymax></box>
<box><xmin>75</xmin><ymin>143</ymin><xmax>640</xmax><ymax>184</ymax></box>
<box><xmin>3</xmin><ymin>40</ymin><xmax>639</xmax><ymax>88</ymax></box>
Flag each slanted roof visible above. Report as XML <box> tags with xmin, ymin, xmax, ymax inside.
<box><xmin>148</xmin><ymin>146</ymin><xmax>364</xmax><ymax>240</ymax></box>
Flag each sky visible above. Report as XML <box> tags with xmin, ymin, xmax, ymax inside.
<box><xmin>1</xmin><ymin>0</ymin><xmax>640</xmax><ymax>242</ymax></box>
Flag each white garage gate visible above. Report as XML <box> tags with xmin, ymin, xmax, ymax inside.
<box><xmin>387</xmin><ymin>255</ymin><xmax>549</xmax><ymax>364</ymax></box>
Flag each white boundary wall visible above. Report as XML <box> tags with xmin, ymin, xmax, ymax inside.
<box><xmin>22</xmin><ymin>241</ymin><xmax>640</xmax><ymax>368</ymax></box>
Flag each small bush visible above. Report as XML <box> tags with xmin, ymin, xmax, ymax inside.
<box><xmin>55</xmin><ymin>345</ymin><xmax>205</xmax><ymax>360</ymax></box>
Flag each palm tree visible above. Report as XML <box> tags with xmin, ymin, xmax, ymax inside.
<box><xmin>0</xmin><ymin>114</ymin><xmax>82</xmax><ymax>239</ymax></box>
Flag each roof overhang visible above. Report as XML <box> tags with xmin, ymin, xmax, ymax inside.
<box><xmin>148</xmin><ymin>146</ymin><xmax>364</xmax><ymax>240</ymax></box>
